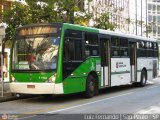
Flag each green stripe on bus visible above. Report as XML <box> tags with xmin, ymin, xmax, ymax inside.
<box><xmin>111</xmin><ymin>71</ymin><xmax>130</xmax><ymax>75</ymax></box>
<box><xmin>67</xmin><ymin>76</ymin><xmax>87</xmax><ymax>79</ymax></box>
<box><xmin>137</xmin><ymin>69</ymin><xmax>153</xmax><ymax>72</ymax></box>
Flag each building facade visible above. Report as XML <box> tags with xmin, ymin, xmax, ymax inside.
<box><xmin>129</xmin><ymin>0</ymin><xmax>147</xmax><ymax>36</ymax></box>
<box><xmin>147</xmin><ymin>0</ymin><xmax>160</xmax><ymax>41</ymax></box>
<box><xmin>0</xmin><ymin>0</ymin><xmax>159</xmax><ymax>80</ymax></box>
<box><xmin>84</xmin><ymin>0</ymin><xmax>148</xmax><ymax>37</ymax></box>
<box><xmin>84</xmin><ymin>0</ymin><xmax>130</xmax><ymax>33</ymax></box>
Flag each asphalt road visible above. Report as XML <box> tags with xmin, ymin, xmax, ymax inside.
<box><xmin>0</xmin><ymin>78</ymin><xmax>160</xmax><ymax>120</ymax></box>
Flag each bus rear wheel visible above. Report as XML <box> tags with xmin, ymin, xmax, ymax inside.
<box><xmin>85</xmin><ymin>75</ymin><xmax>97</xmax><ymax>98</ymax></box>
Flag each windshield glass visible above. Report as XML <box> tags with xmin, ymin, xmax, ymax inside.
<box><xmin>12</xmin><ymin>36</ymin><xmax>60</xmax><ymax>71</ymax></box>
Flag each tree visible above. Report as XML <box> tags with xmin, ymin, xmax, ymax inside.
<box><xmin>2</xmin><ymin>2</ymin><xmax>30</xmax><ymax>40</ymax></box>
<box><xmin>2</xmin><ymin>0</ymin><xmax>92</xmax><ymax>41</ymax></box>
<box><xmin>55</xmin><ymin>0</ymin><xmax>91</xmax><ymax>24</ymax></box>
<box><xmin>94</xmin><ymin>13</ymin><xmax>115</xmax><ymax>30</ymax></box>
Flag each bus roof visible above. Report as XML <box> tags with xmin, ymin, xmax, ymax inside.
<box><xmin>17</xmin><ymin>23</ymin><xmax>157</xmax><ymax>42</ymax></box>
<box><xmin>63</xmin><ymin>23</ymin><xmax>157</xmax><ymax>42</ymax></box>
<box><xmin>63</xmin><ymin>23</ymin><xmax>99</xmax><ymax>33</ymax></box>
<box><xmin>99</xmin><ymin>29</ymin><xmax>157</xmax><ymax>42</ymax></box>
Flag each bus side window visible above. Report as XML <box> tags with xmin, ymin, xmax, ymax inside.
<box><xmin>63</xmin><ymin>29</ymin><xmax>83</xmax><ymax>79</ymax></box>
<box><xmin>120</xmin><ymin>38</ymin><xmax>128</xmax><ymax>57</ymax></box>
<box><xmin>63</xmin><ymin>29</ymin><xmax>83</xmax><ymax>61</ymax></box>
<box><xmin>63</xmin><ymin>39</ymin><xmax>74</xmax><ymax>60</ymax></box>
<box><xmin>84</xmin><ymin>33</ymin><xmax>99</xmax><ymax>57</ymax></box>
<box><xmin>111</xmin><ymin>37</ymin><xmax>120</xmax><ymax>57</ymax></box>
<box><xmin>153</xmin><ymin>43</ymin><xmax>158</xmax><ymax>57</ymax></box>
<box><xmin>137</xmin><ymin>41</ymin><xmax>146</xmax><ymax>57</ymax></box>
<box><xmin>146</xmin><ymin>42</ymin><xmax>153</xmax><ymax>57</ymax></box>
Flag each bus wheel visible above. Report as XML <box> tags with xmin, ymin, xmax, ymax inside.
<box><xmin>139</xmin><ymin>70</ymin><xmax>147</xmax><ymax>87</ymax></box>
<box><xmin>85</xmin><ymin>75</ymin><xmax>96</xmax><ymax>98</ymax></box>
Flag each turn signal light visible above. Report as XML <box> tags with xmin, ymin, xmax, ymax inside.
<box><xmin>48</xmin><ymin>74</ymin><xmax>56</xmax><ymax>83</ymax></box>
<box><xmin>11</xmin><ymin>75</ymin><xmax>17</xmax><ymax>82</ymax></box>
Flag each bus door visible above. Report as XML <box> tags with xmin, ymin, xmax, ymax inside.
<box><xmin>129</xmin><ymin>41</ymin><xmax>137</xmax><ymax>82</ymax></box>
<box><xmin>100</xmin><ymin>36</ymin><xmax>110</xmax><ymax>87</ymax></box>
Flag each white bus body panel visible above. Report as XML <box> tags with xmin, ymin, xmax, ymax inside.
<box><xmin>137</xmin><ymin>58</ymin><xmax>158</xmax><ymax>82</ymax></box>
<box><xmin>104</xmin><ymin>67</ymin><xmax>109</xmax><ymax>86</ymax></box>
<box><xmin>131</xmin><ymin>65</ymin><xmax>135</xmax><ymax>82</ymax></box>
<box><xmin>111</xmin><ymin>58</ymin><xmax>131</xmax><ymax>86</ymax></box>
<box><xmin>101</xmin><ymin>67</ymin><xmax>109</xmax><ymax>86</ymax></box>
<box><xmin>10</xmin><ymin>83</ymin><xmax>64</xmax><ymax>94</ymax></box>
<box><xmin>101</xmin><ymin>67</ymin><xmax>104</xmax><ymax>86</ymax></box>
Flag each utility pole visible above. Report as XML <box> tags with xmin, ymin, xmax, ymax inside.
<box><xmin>0</xmin><ymin>27</ymin><xmax>5</xmax><ymax>97</ymax></box>
<box><xmin>135</xmin><ymin>0</ymin><xmax>137</xmax><ymax>35</ymax></box>
<box><xmin>141</xmin><ymin>0</ymin><xmax>143</xmax><ymax>36</ymax></box>
<box><xmin>146</xmin><ymin>0</ymin><xmax>148</xmax><ymax>37</ymax></box>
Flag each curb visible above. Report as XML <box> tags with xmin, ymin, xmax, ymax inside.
<box><xmin>0</xmin><ymin>93</ymin><xmax>36</xmax><ymax>103</ymax></box>
<box><xmin>0</xmin><ymin>93</ymin><xmax>18</xmax><ymax>103</ymax></box>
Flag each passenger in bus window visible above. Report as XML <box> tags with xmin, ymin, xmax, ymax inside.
<box><xmin>27</xmin><ymin>55</ymin><xmax>36</xmax><ymax>63</ymax></box>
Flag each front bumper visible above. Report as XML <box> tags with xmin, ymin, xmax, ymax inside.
<box><xmin>10</xmin><ymin>82</ymin><xmax>64</xmax><ymax>94</ymax></box>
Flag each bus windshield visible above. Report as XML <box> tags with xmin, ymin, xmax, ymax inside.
<box><xmin>12</xmin><ymin>36</ymin><xmax>60</xmax><ymax>71</ymax></box>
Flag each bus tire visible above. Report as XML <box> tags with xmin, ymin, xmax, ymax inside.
<box><xmin>85</xmin><ymin>75</ymin><xmax>97</xmax><ymax>98</ymax></box>
<box><xmin>139</xmin><ymin>70</ymin><xmax>147</xmax><ymax>87</ymax></box>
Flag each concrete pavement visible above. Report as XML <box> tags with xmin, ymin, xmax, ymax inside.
<box><xmin>0</xmin><ymin>82</ymin><xmax>18</xmax><ymax>102</ymax></box>
<box><xmin>0</xmin><ymin>82</ymin><xmax>35</xmax><ymax>102</ymax></box>
<box><xmin>0</xmin><ymin>77</ymin><xmax>159</xmax><ymax>103</ymax></box>
<box><xmin>0</xmin><ymin>78</ymin><xmax>159</xmax><ymax>119</ymax></box>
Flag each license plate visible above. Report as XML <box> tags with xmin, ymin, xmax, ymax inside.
<box><xmin>27</xmin><ymin>85</ymin><xmax>35</xmax><ymax>88</ymax></box>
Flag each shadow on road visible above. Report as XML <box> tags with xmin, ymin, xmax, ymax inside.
<box><xmin>20</xmin><ymin>83</ymin><xmax>153</xmax><ymax>104</ymax></box>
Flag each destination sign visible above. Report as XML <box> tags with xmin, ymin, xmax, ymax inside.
<box><xmin>18</xmin><ymin>26</ymin><xmax>57</xmax><ymax>36</ymax></box>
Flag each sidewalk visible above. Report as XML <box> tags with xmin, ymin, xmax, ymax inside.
<box><xmin>0</xmin><ymin>82</ymin><xmax>37</xmax><ymax>102</ymax></box>
<box><xmin>0</xmin><ymin>82</ymin><xmax>18</xmax><ymax>102</ymax></box>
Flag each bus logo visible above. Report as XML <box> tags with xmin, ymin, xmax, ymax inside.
<box><xmin>116</xmin><ymin>62</ymin><xmax>126</xmax><ymax>68</ymax></box>
<box><xmin>116</xmin><ymin>62</ymin><xmax>119</xmax><ymax>68</ymax></box>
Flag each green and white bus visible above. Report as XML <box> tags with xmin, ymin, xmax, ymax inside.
<box><xmin>10</xmin><ymin>23</ymin><xmax>159</xmax><ymax>98</ymax></box>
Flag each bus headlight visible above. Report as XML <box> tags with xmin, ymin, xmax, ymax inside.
<box><xmin>48</xmin><ymin>74</ymin><xmax>56</xmax><ymax>83</ymax></box>
<box><xmin>11</xmin><ymin>75</ymin><xmax>17</xmax><ymax>82</ymax></box>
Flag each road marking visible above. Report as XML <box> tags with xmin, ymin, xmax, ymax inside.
<box><xmin>21</xmin><ymin>91</ymin><xmax>133</xmax><ymax>116</ymax></box>
<box><xmin>47</xmin><ymin>92</ymin><xmax>133</xmax><ymax>114</ymax></box>
<box><xmin>136</xmin><ymin>102</ymin><xmax>160</xmax><ymax>114</ymax></box>
<box><xmin>147</xmin><ymin>81</ymin><xmax>154</xmax><ymax>84</ymax></box>
<box><xmin>146</xmin><ymin>86</ymin><xmax>158</xmax><ymax>90</ymax></box>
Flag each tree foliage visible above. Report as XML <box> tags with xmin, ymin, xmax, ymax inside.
<box><xmin>93</xmin><ymin>13</ymin><xmax>115</xmax><ymax>30</ymax></box>
<box><xmin>2</xmin><ymin>2</ymin><xmax>29</xmax><ymax>40</ymax></box>
<box><xmin>2</xmin><ymin>0</ymin><xmax>117</xmax><ymax>41</ymax></box>
<box><xmin>2</xmin><ymin>0</ymin><xmax>91</xmax><ymax>40</ymax></box>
